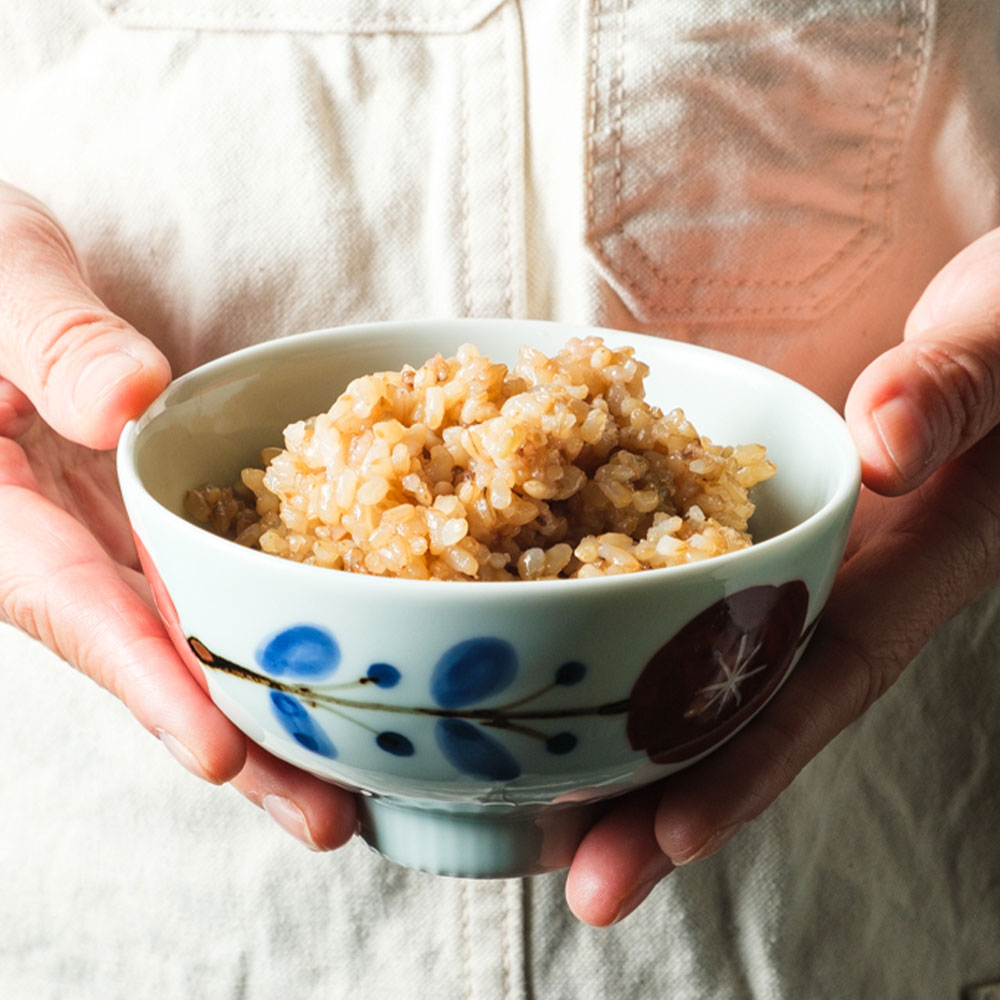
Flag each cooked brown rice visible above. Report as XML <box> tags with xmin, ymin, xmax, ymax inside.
<box><xmin>185</xmin><ymin>337</ymin><xmax>775</xmax><ymax>581</ymax></box>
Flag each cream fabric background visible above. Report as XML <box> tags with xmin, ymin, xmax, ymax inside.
<box><xmin>1</xmin><ymin>1</ymin><xmax>999</xmax><ymax>996</ymax></box>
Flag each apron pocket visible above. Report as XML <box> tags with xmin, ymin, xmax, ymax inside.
<box><xmin>585</xmin><ymin>0</ymin><xmax>931</xmax><ymax>322</ymax></box>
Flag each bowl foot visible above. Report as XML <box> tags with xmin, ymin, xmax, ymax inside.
<box><xmin>357</xmin><ymin>795</ymin><xmax>601</xmax><ymax>879</ymax></box>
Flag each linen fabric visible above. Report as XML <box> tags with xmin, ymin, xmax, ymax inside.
<box><xmin>1</xmin><ymin>1</ymin><xmax>998</xmax><ymax>996</ymax></box>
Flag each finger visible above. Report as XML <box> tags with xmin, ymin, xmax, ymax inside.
<box><xmin>229</xmin><ymin>743</ymin><xmax>359</xmax><ymax>852</ymax></box>
<box><xmin>0</xmin><ymin>183</ymin><xmax>171</xmax><ymax>449</ymax></box>
<box><xmin>0</xmin><ymin>438</ymin><xmax>357</xmax><ymax>846</ymax></box>
<box><xmin>846</xmin><ymin>227</ymin><xmax>1000</xmax><ymax>496</ymax></box>
<box><xmin>906</xmin><ymin>226</ymin><xmax>1000</xmax><ymax>337</ymax></box>
<box><xmin>0</xmin><ymin>377</ymin><xmax>35</xmax><ymax>438</ymax></box>
<box><xmin>846</xmin><ymin>323</ymin><xmax>1000</xmax><ymax>495</ymax></box>
<box><xmin>0</xmin><ymin>438</ymin><xmax>248</xmax><ymax>784</ymax></box>
<box><xmin>652</xmin><ymin>427</ymin><xmax>1000</xmax><ymax>865</ymax></box>
<box><xmin>565</xmin><ymin>787</ymin><xmax>674</xmax><ymax>927</ymax></box>
<box><xmin>17</xmin><ymin>422</ymin><xmax>140</xmax><ymax>568</ymax></box>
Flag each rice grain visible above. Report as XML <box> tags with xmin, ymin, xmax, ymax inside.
<box><xmin>186</xmin><ymin>337</ymin><xmax>776</xmax><ymax>581</ymax></box>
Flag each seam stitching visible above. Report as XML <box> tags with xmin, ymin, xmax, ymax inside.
<box><xmin>460</xmin><ymin>882</ymin><xmax>474</xmax><ymax>1000</ymax></box>
<box><xmin>612</xmin><ymin>0</ymin><xmax>626</xmax><ymax>225</ymax></box>
<box><xmin>583</xmin><ymin>0</ymin><xmax>603</xmax><ymax>266</ymax></box>
<box><xmin>95</xmin><ymin>0</ymin><xmax>505</xmax><ymax>34</ymax></box>
<box><xmin>459</xmin><ymin>36</ymin><xmax>474</xmax><ymax>317</ymax></box>
<box><xmin>500</xmin><ymin>3</ymin><xmax>515</xmax><ymax>319</ymax></box>
<box><xmin>501</xmin><ymin>882</ymin><xmax>514</xmax><ymax>999</ymax></box>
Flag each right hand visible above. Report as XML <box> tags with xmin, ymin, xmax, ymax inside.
<box><xmin>0</xmin><ymin>181</ymin><xmax>358</xmax><ymax>849</ymax></box>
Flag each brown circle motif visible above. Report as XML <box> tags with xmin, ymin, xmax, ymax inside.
<box><xmin>626</xmin><ymin>581</ymin><xmax>810</xmax><ymax>764</ymax></box>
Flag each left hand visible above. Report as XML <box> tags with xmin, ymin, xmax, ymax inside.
<box><xmin>565</xmin><ymin>227</ymin><xmax>1000</xmax><ymax>926</ymax></box>
<box><xmin>0</xmin><ymin>184</ymin><xmax>358</xmax><ymax>853</ymax></box>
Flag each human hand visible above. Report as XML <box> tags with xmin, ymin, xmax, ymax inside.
<box><xmin>0</xmin><ymin>182</ymin><xmax>357</xmax><ymax>849</ymax></box>
<box><xmin>564</xmin><ymin>227</ymin><xmax>1000</xmax><ymax>926</ymax></box>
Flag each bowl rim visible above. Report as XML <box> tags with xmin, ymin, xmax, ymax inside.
<box><xmin>117</xmin><ymin>317</ymin><xmax>861</xmax><ymax>597</ymax></box>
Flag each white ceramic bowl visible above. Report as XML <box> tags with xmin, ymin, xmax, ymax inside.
<box><xmin>117</xmin><ymin>319</ymin><xmax>859</xmax><ymax>878</ymax></box>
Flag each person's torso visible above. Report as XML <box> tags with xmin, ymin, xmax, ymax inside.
<box><xmin>1</xmin><ymin>0</ymin><xmax>997</xmax><ymax>406</ymax></box>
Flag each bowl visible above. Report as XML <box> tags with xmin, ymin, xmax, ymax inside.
<box><xmin>116</xmin><ymin>318</ymin><xmax>860</xmax><ymax>878</ymax></box>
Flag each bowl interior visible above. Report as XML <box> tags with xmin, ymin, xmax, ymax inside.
<box><xmin>127</xmin><ymin>319</ymin><xmax>856</xmax><ymax>546</ymax></box>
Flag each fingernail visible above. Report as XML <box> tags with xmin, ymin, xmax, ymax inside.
<box><xmin>871</xmin><ymin>394</ymin><xmax>934</xmax><ymax>482</ymax></box>
<box><xmin>262</xmin><ymin>794</ymin><xmax>320</xmax><ymax>850</ymax></box>
<box><xmin>156</xmin><ymin>729</ymin><xmax>208</xmax><ymax>780</ymax></box>
<box><xmin>611</xmin><ymin>855</ymin><xmax>675</xmax><ymax>925</ymax></box>
<box><xmin>74</xmin><ymin>351</ymin><xmax>142</xmax><ymax>413</ymax></box>
<box><xmin>672</xmin><ymin>822</ymin><xmax>741</xmax><ymax>866</ymax></box>
<box><xmin>612</xmin><ymin>877</ymin><xmax>662</xmax><ymax>925</ymax></box>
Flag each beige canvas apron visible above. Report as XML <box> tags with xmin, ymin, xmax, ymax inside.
<box><xmin>1</xmin><ymin>1</ymin><xmax>998</xmax><ymax>995</ymax></box>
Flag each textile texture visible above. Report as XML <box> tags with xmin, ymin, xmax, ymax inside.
<box><xmin>1</xmin><ymin>0</ymin><xmax>998</xmax><ymax>995</ymax></box>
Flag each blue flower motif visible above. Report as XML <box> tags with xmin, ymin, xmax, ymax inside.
<box><xmin>435</xmin><ymin>718</ymin><xmax>521</xmax><ymax>781</ymax></box>
<box><xmin>366</xmin><ymin>662</ymin><xmax>401</xmax><ymax>689</ymax></box>
<box><xmin>270</xmin><ymin>691</ymin><xmax>337</xmax><ymax>758</ymax></box>
<box><xmin>430</xmin><ymin>637</ymin><xmax>517</xmax><ymax>709</ymax></box>
<box><xmin>258</xmin><ymin>625</ymin><xmax>340</xmax><ymax>679</ymax></box>
<box><xmin>191</xmin><ymin>629</ymin><xmax>609</xmax><ymax>782</ymax></box>
<box><xmin>555</xmin><ymin>661</ymin><xmax>587</xmax><ymax>686</ymax></box>
<box><xmin>376</xmin><ymin>731</ymin><xmax>415</xmax><ymax>757</ymax></box>
<box><xmin>545</xmin><ymin>732</ymin><xmax>578</xmax><ymax>755</ymax></box>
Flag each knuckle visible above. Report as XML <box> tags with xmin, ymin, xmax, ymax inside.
<box><xmin>0</xmin><ymin>201</ymin><xmax>101</xmax><ymax>395</ymax></box>
<box><xmin>925</xmin><ymin>430</ymin><xmax>1000</xmax><ymax>590</ymax></box>
<box><xmin>932</xmin><ymin>495</ymin><xmax>996</xmax><ymax>586</ymax></box>
<box><xmin>850</xmin><ymin>637</ymin><xmax>901</xmax><ymax>720</ymax></box>
<box><xmin>0</xmin><ymin>583</ymin><xmax>52</xmax><ymax>651</ymax></box>
<box><xmin>809</xmin><ymin>626</ymin><xmax>899</xmax><ymax>727</ymax></box>
<box><xmin>727</xmin><ymin>683</ymin><xmax>839</xmax><ymax>824</ymax></box>
<box><xmin>2</xmin><ymin>563</ymin><xmax>119</xmax><ymax>696</ymax></box>
<box><xmin>747</xmin><ymin>711</ymin><xmax>813</xmax><ymax>790</ymax></box>
<box><xmin>913</xmin><ymin>339</ymin><xmax>1000</xmax><ymax>452</ymax></box>
<box><xmin>29</xmin><ymin>308</ymin><xmax>113</xmax><ymax>392</ymax></box>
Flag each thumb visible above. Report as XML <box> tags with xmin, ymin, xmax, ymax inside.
<box><xmin>846</xmin><ymin>227</ymin><xmax>1000</xmax><ymax>496</ymax></box>
<box><xmin>0</xmin><ymin>183</ymin><xmax>171</xmax><ymax>450</ymax></box>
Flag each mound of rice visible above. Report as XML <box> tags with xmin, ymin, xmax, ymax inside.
<box><xmin>185</xmin><ymin>337</ymin><xmax>775</xmax><ymax>581</ymax></box>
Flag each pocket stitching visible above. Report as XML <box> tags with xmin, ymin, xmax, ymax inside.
<box><xmin>586</xmin><ymin>0</ymin><xmax>931</xmax><ymax>319</ymax></box>
<box><xmin>93</xmin><ymin>0</ymin><xmax>505</xmax><ymax>34</ymax></box>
